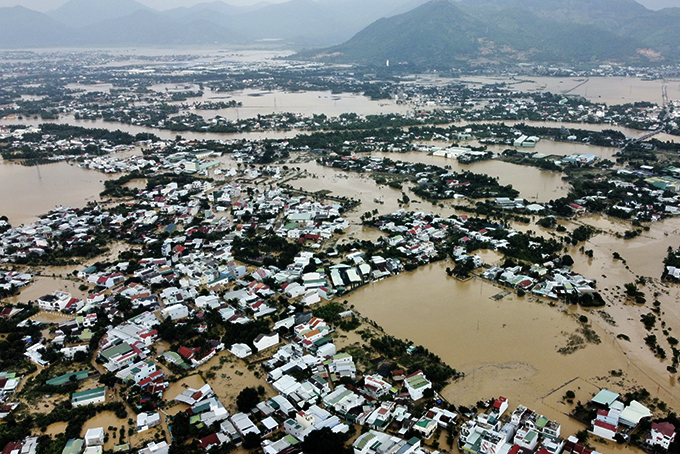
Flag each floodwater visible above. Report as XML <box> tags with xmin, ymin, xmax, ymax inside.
<box><xmin>12</xmin><ymin>276</ymin><xmax>88</xmax><ymax>306</ymax></box>
<box><xmin>346</xmin><ymin>258</ymin><xmax>678</xmax><ymax>436</ymax></box>
<box><xmin>0</xmin><ymin>114</ymin><xmax>302</xmax><ymax>142</ymax></box>
<box><xmin>80</xmin><ymin>411</ymin><xmax>129</xmax><ymax>450</ymax></box>
<box><xmin>197</xmin><ymin>351</ymin><xmax>275</xmax><ymax>414</ymax></box>
<box><xmin>463</xmin><ymin>76</ymin><xmax>680</xmax><ymax>106</ymax></box>
<box><xmin>157</xmin><ymin>86</ymin><xmax>411</xmax><ymax>120</ymax></box>
<box><xmin>369</xmin><ymin>151</ymin><xmax>570</xmax><ymax>202</ymax></box>
<box><xmin>474</xmin><ymin>139</ymin><xmax>620</xmax><ymax>161</ymax></box>
<box><xmin>0</xmin><ymin>160</ymin><xmax>116</xmax><ymax>226</ymax></box>
<box><xmin>164</xmin><ymin>373</ymin><xmax>207</xmax><ymax>405</ymax></box>
<box><xmin>5</xmin><ymin>63</ymin><xmax>680</xmax><ymax>434</ymax></box>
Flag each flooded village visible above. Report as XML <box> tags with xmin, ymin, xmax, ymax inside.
<box><xmin>1</xmin><ymin>47</ymin><xmax>680</xmax><ymax>454</ymax></box>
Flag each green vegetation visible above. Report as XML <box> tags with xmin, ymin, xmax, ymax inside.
<box><xmin>369</xmin><ymin>335</ymin><xmax>462</xmax><ymax>390</ymax></box>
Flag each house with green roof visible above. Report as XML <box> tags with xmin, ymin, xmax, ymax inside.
<box><xmin>353</xmin><ymin>430</ymin><xmax>421</xmax><ymax>454</ymax></box>
<box><xmin>46</xmin><ymin>370</ymin><xmax>89</xmax><ymax>386</ymax></box>
<box><xmin>61</xmin><ymin>439</ymin><xmax>83</xmax><ymax>454</ymax></box>
<box><xmin>403</xmin><ymin>370</ymin><xmax>432</xmax><ymax>401</ymax></box>
<box><xmin>162</xmin><ymin>351</ymin><xmax>189</xmax><ymax>370</ymax></box>
<box><xmin>71</xmin><ymin>387</ymin><xmax>105</xmax><ymax>407</ymax></box>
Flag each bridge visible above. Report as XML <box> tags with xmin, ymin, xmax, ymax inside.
<box><xmin>619</xmin><ymin>84</ymin><xmax>669</xmax><ymax>153</ymax></box>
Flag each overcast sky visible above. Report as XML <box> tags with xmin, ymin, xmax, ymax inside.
<box><xmin>0</xmin><ymin>0</ymin><xmax>678</xmax><ymax>11</ymax></box>
<box><xmin>0</xmin><ymin>0</ymin><xmax>285</xmax><ymax>10</ymax></box>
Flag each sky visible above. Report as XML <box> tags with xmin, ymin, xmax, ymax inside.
<box><xmin>0</xmin><ymin>0</ymin><xmax>678</xmax><ymax>11</ymax></box>
<box><xmin>0</xmin><ymin>0</ymin><xmax>285</xmax><ymax>10</ymax></box>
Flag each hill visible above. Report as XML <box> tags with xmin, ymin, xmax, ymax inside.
<box><xmin>47</xmin><ymin>0</ymin><xmax>150</xmax><ymax>28</ymax></box>
<box><xmin>76</xmin><ymin>9</ymin><xmax>241</xmax><ymax>46</ymax></box>
<box><xmin>306</xmin><ymin>1</ymin><xmax>485</xmax><ymax>67</ymax></box>
<box><xmin>459</xmin><ymin>0</ymin><xmax>680</xmax><ymax>56</ymax></box>
<box><xmin>0</xmin><ymin>6</ymin><xmax>75</xmax><ymax>48</ymax></box>
<box><xmin>302</xmin><ymin>0</ymin><xmax>670</xmax><ymax>67</ymax></box>
<box><xmin>225</xmin><ymin>0</ymin><xmax>431</xmax><ymax>46</ymax></box>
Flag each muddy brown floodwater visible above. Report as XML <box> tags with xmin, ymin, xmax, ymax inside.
<box><xmin>346</xmin><ymin>260</ymin><xmax>638</xmax><ymax>435</ymax></box>
<box><xmin>463</xmin><ymin>76</ymin><xmax>680</xmax><ymax>106</ymax></box>
<box><xmin>0</xmin><ymin>160</ymin><xmax>117</xmax><ymax>226</ymax></box>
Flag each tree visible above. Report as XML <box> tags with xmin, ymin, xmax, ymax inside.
<box><xmin>98</xmin><ymin>372</ymin><xmax>119</xmax><ymax>388</ymax></box>
<box><xmin>562</xmin><ymin>254</ymin><xmax>574</xmax><ymax>267</ymax></box>
<box><xmin>236</xmin><ymin>387</ymin><xmax>260</xmax><ymax>413</ymax></box>
<box><xmin>241</xmin><ymin>432</ymin><xmax>261</xmax><ymax>450</ymax></box>
<box><xmin>300</xmin><ymin>427</ymin><xmax>348</xmax><ymax>454</ymax></box>
<box><xmin>401</xmin><ymin>192</ymin><xmax>410</xmax><ymax>205</ymax></box>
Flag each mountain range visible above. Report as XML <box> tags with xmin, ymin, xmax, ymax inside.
<box><xmin>0</xmin><ymin>0</ymin><xmax>430</xmax><ymax>48</ymax></box>
<box><xmin>1</xmin><ymin>0</ymin><xmax>680</xmax><ymax>68</ymax></box>
<box><xmin>301</xmin><ymin>0</ymin><xmax>680</xmax><ymax>67</ymax></box>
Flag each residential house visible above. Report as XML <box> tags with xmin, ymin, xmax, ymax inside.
<box><xmin>230</xmin><ymin>343</ymin><xmax>252</xmax><ymax>359</ymax></box>
<box><xmin>403</xmin><ymin>370</ymin><xmax>432</xmax><ymax>401</ymax></box>
<box><xmin>353</xmin><ymin>431</ymin><xmax>420</xmax><ymax>454</ymax></box>
<box><xmin>139</xmin><ymin>442</ymin><xmax>169</xmax><ymax>454</ymax></box>
<box><xmin>84</xmin><ymin>428</ymin><xmax>104</xmax><ymax>447</ymax></box>
<box><xmin>647</xmin><ymin>422</ymin><xmax>676</xmax><ymax>450</ymax></box>
<box><xmin>253</xmin><ymin>333</ymin><xmax>279</xmax><ymax>352</ymax></box>
<box><xmin>161</xmin><ymin>304</ymin><xmax>189</xmax><ymax>320</ymax></box>
<box><xmin>71</xmin><ymin>387</ymin><xmax>105</xmax><ymax>407</ymax></box>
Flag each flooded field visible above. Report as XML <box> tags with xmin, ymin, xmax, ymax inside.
<box><xmin>463</xmin><ymin>76</ymin><xmax>680</xmax><ymax>106</ymax></box>
<box><xmin>0</xmin><ymin>115</ymin><xmax>303</xmax><ymax>142</ymax></box>
<box><xmin>0</xmin><ymin>160</ymin><xmax>116</xmax><ymax>226</ymax></box>
<box><xmin>478</xmin><ymin>139</ymin><xmax>620</xmax><ymax>160</ymax></box>
<box><xmin>369</xmin><ymin>151</ymin><xmax>570</xmax><ymax>202</ymax></box>
<box><xmin>43</xmin><ymin>421</ymin><xmax>68</xmax><ymax>437</ymax></box>
<box><xmin>154</xmin><ymin>85</ymin><xmax>412</xmax><ymax>120</ymax></box>
<box><xmin>164</xmin><ymin>373</ymin><xmax>207</xmax><ymax>408</ymax></box>
<box><xmin>12</xmin><ymin>276</ymin><xmax>89</xmax><ymax>306</ymax></box>
<box><xmin>346</xmin><ymin>257</ymin><xmax>678</xmax><ymax>435</ymax></box>
<box><xmin>197</xmin><ymin>351</ymin><xmax>275</xmax><ymax>414</ymax></box>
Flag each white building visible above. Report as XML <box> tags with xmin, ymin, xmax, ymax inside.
<box><xmin>139</xmin><ymin>441</ymin><xmax>169</xmax><ymax>454</ymax></box>
<box><xmin>84</xmin><ymin>428</ymin><xmax>105</xmax><ymax>447</ymax></box>
<box><xmin>403</xmin><ymin>370</ymin><xmax>432</xmax><ymax>401</ymax></box>
<box><xmin>253</xmin><ymin>333</ymin><xmax>279</xmax><ymax>352</ymax></box>
<box><xmin>353</xmin><ymin>431</ymin><xmax>420</xmax><ymax>454</ymax></box>
<box><xmin>161</xmin><ymin>304</ymin><xmax>189</xmax><ymax>320</ymax></box>
<box><xmin>137</xmin><ymin>412</ymin><xmax>162</xmax><ymax>432</ymax></box>
<box><xmin>231</xmin><ymin>413</ymin><xmax>261</xmax><ymax>437</ymax></box>
<box><xmin>37</xmin><ymin>292</ymin><xmax>74</xmax><ymax>311</ymax></box>
<box><xmin>230</xmin><ymin>343</ymin><xmax>252</xmax><ymax>359</ymax></box>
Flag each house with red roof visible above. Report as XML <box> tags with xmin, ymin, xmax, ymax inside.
<box><xmin>178</xmin><ymin>346</ymin><xmax>198</xmax><ymax>361</ymax></box>
<box><xmin>647</xmin><ymin>421</ymin><xmax>676</xmax><ymax>450</ymax></box>
<box><xmin>199</xmin><ymin>433</ymin><xmax>229</xmax><ymax>451</ymax></box>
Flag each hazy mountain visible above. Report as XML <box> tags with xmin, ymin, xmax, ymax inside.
<box><xmin>162</xmin><ymin>1</ymin><xmax>269</xmax><ymax>20</ymax></box>
<box><xmin>48</xmin><ymin>0</ymin><xmax>150</xmax><ymax>28</ymax></box>
<box><xmin>76</xmin><ymin>9</ymin><xmax>241</xmax><ymax>45</ymax></box>
<box><xmin>303</xmin><ymin>0</ymin><xmax>648</xmax><ymax>67</ymax></box>
<box><xmin>636</xmin><ymin>0</ymin><xmax>680</xmax><ymax>9</ymax></box>
<box><xmin>619</xmin><ymin>8</ymin><xmax>680</xmax><ymax>56</ymax></box>
<box><xmin>2</xmin><ymin>0</ymin><xmax>678</xmax><ymax>58</ymax></box>
<box><xmin>458</xmin><ymin>0</ymin><xmax>680</xmax><ymax>57</ymax></box>
<box><xmin>0</xmin><ymin>6</ymin><xmax>75</xmax><ymax>47</ymax></box>
<box><xmin>459</xmin><ymin>0</ymin><xmax>647</xmax><ymax>28</ymax></box>
<box><xmin>225</xmin><ymin>0</ymin><xmax>431</xmax><ymax>46</ymax></box>
<box><xmin>305</xmin><ymin>1</ymin><xmax>485</xmax><ymax>66</ymax></box>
